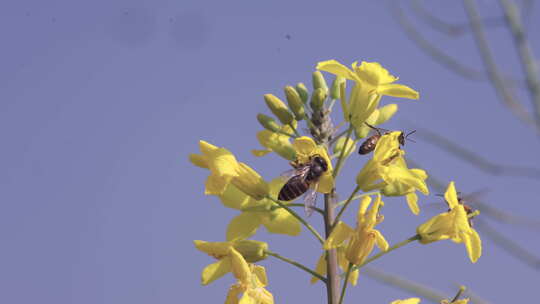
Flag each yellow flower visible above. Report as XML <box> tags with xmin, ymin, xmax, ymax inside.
<box><xmin>417</xmin><ymin>182</ymin><xmax>482</xmax><ymax>263</ymax></box>
<box><xmin>220</xmin><ymin>178</ymin><xmax>302</xmax><ymax>241</ymax></box>
<box><xmin>324</xmin><ymin>194</ymin><xmax>389</xmax><ymax>266</ymax></box>
<box><xmin>391</xmin><ymin>298</ymin><xmax>421</xmax><ymax>304</ymax></box>
<box><xmin>317</xmin><ymin>60</ymin><xmax>419</xmax><ymax>128</ymax></box>
<box><xmin>311</xmin><ymin>244</ymin><xmax>359</xmax><ymax>286</ymax></box>
<box><xmin>381</xmin><ymin>158</ymin><xmax>429</xmax><ymax>215</ymax></box>
<box><xmin>355</xmin><ymin>104</ymin><xmax>398</xmax><ymax>138</ymax></box>
<box><xmin>356</xmin><ymin>132</ymin><xmax>429</xmax><ymax>198</ymax></box>
<box><xmin>194</xmin><ymin>240</ymin><xmax>268</xmax><ymax>285</ymax></box>
<box><xmin>225</xmin><ymin>248</ymin><xmax>274</xmax><ymax>304</ymax></box>
<box><xmin>190</xmin><ymin>140</ymin><xmax>269</xmax><ymax>200</ymax></box>
<box><xmin>292</xmin><ymin>136</ymin><xmax>334</xmax><ymax>193</ymax></box>
<box><xmin>440</xmin><ymin>299</ymin><xmax>469</xmax><ymax>304</ymax></box>
<box><xmin>252</xmin><ymin>125</ymin><xmax>296</xmax><ymax>161</ymax></box>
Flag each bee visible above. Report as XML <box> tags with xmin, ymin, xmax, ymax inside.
<box><xmin>436</xmin><ymin>191</ymin><xmax>483</xmax><ymax>227</ymax></box>
<box><xmin>358</xmin><ymin>123</ymin><xmax>416</xmax><ymax>155</ymax></box>
<box><xmin>278</xmin><ymin>154</ymin><xmax>328</xmax><ymax>216</ymax></box>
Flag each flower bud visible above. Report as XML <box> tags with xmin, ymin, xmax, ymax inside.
<box><xmin>233</xmin><ymin>240</ymin><xmax>269</xmax><ymax>262</ymax></box>
<box><xmin>232</xmin><ymin>162</ymin><xmax>269</xmax><ymax>200</ymax></box>
<box><xmin>284</xmin><ymin>86</ymin><xmax>305</xmax><ymax>120</ymax></box>
<box><xmin>256</xmin><ymin>113</ymin><xmax>280</xmax><ymax>132</ymax></box>
<box><xmin>330</xmin><ymin>76</ymin><xmax>345</xmax><ymax>100</ymax></box>
<box><xmin>295</xmin><ymin>82</ymin><xmax>309</xmax><ymax>103</ymax></box>
<box><xmin>310</xmin><ymin>88</ymin><xmax>327</xmax><ymax>112</ymax></box>
<box><xmin>264</xmin><ymin>94</ymin><xmax>294</xmax><ymax>125</ymax></box>
<box><xmin>312</xmin><ymin>71</ymin><xmax>328</xmax><ymax>93</ymax></box>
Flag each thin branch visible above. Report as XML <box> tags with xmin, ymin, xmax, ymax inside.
<box><xmin>410</xmin><ymin>125</ymin><xmax>540</xmax><ymax>179</ymax></box>
<box><xmin>392</xmin><ymin>2</ymin><xmax>486</xmax><ymax>81</ymax></box>
<box><xmin>411</xmin><ymin>0</ymin><xmax>505</xmax><ymax>37</ymax></box>
<box><xmin>500</xmin><ymin>0</ymin><xmax>540</xmax><ymax>127</ymax></box>
<box><xmin>363</xmin><ymin>267</ymin><xmax>447</xmax><ymax>303</ymax></box>
<box><xmin>463</xmin><ymin>0</ymin><xmax>540</xmax><ymax>132</ymax></box>
<box><xmin>265</xmin><ymin>250</ymin><xmax>327</xmax><ymax>283</ymax></box>
<box><xmin>324</xmin><ymin>192</ymin><xmax>341</xmax><ymax>304</ymax></box>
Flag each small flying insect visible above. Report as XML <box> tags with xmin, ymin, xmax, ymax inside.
<box><xmin>358</xmin><ymin>122</ymin><xmax>416</xmax><ymax>155</ymax></box>
<box><xmin>435</xmin><ymin>190</ymin><xmax>484</xmax><ymax>227</ymax></box>
<box><xmin>278</xmin><ymin>154</ymin><xmax>328</xmax><ymax>216</ymax></box>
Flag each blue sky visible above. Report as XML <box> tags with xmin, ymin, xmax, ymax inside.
<box><xmin>1</xmin><ymin>0</ymin><xmax>539</xmax><ymax>303</ymax></box>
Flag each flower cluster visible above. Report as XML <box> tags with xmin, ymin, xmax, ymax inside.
<box><xmin>190</xmin><ymin>59</ymin><xmax>482</xmax><ymax>303</ymax></box>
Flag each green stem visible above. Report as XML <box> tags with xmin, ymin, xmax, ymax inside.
<box><xmin>276</xmin><ymin>129</ymin><xmax>298</xmax><ymax>138</ymax></box>
<box><xmin>350</xmin><ymin>234</ymin><xmax>420</xmax><ymax>273</ymax></box>
<box><xmin>450</xmin><ymin>285</ymin><xmax>466</xmax><ymax>303</ymax></box>
<box><xmin>338</xmin><ymin>263</ymin><xmax>353</xmax><ymax>304</ymax></box>
<box><xmin>332</xmin><ymin>186</ymin><xmax>361</xmax><ymax>230</ymax></box>
<box><xmin>289</xmin><ymin>123</ymin><xmax>301</xmax><ymax>137</ymax></box>
<box><xmin>266</xmin><ymin>196</ymin><xmax>325</xmax><ymax>244</ymax></box>
<box><xmin>335</xmin><ymin>191</ymin><xmax>380</xmax><ymax>207</ymax></box>
<box><xmin>266</xmin><ymin>250</ymin><xmax>327</xmax><ymax>283</ymax></box>
<box><xmin>279</xmin><ymin>203</ymin><xmax>325</xmax><ymax>216</ymax></box>
<box><xmin>333</xmin><ymin>125</ymin><xmax>354</xmax><ymax>178</ymax></box>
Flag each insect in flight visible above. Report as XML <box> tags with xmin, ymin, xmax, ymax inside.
<box><xmin>358</xmin><ymin>122</ymin><xmax>416</xmax><ymax>155</ymax></box>
<box><xmin>435</xmin><ymin>190</ymin><xmax>484</xmax><ymax>227</ymax></box>
<box><xmin>278</xmin><ymin>154</ymin><xmax>328</xmax><ymax>216</ymax></box>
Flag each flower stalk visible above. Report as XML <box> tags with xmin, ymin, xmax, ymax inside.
<box><xmin>265</xmin><ymin>250</ymin><xmax>327</xmax><ymax>283</ymax></box>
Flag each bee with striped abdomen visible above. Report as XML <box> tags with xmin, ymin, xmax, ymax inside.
<box><xmin>358</xmin><ymin>123</ymin><xmax>416</xmax><ymax>155</ymax></box>
<box><xmin>278</xmin><ymin>154</ymin><xmax>328</xmax><ymax>216</ymax></box>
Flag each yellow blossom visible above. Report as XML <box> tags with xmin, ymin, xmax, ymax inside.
<box><xmin>356</xmin><ymin>132</ymin><xmax>429</xmax><ymax>197</ymax></box>
<box><xmin>225</xmin><ymin>248</ymin><xmax>274</xmax><ymax>304</ymax></box>
<box><xmin>391</xmin><ymin>298</ymin><xmax>421</xmax><ymax>304</ymax></box>
<box><xmin>189</xmin><ymin>140</ymin><xmax>269</xmax><ymax>200</ymax></box>
<box><xmin>311</xmin><ymin>244</ymin><xmax>359</xmax><ymax>286</ymax></box>
<box><xmin>220</xmin><ymin>178</ymin><xmax>301</xmax><ymax>241</ymax></box>
<box><xmin>417</xmin><ymin>182</ymin><xmax>482</xmax><ymax>263</ymax></box>
<box><xmin>194</xmin><ymin>240</ymin><xmax>268</xmax><ymax>285</ymax></box>
<box><xmin>381</xmin><ymin>157</ymin><xmax>429</xmax><ymax>215</ymax></box>
<box><xmin>324</xmin><ymin>194</ymin><xmax>389</xmax><ymax>266</ymax></box>
<box><xmin>252</xmin><ymin>125</ymin><xmax>296</xmax><ymax>160</ymax></box>
<box><xmin>317</xmin><ymin>59</ymin><xmax>419</xmax><ymax>128</ymax></box>
<box><xmin>292</xmin><ymin>136</ymin><xmax>334</xmax><ymax>193</ymax></box>
<box><xmin>355</xmin><ymin>104</ymin><xmax>398</xmax><ymax>138</ymax></box>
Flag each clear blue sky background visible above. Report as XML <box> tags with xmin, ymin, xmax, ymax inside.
<box><xmin>1</xmin><ymin>0</ymin><xmax>539</xmax><ymax>303</ymax></box>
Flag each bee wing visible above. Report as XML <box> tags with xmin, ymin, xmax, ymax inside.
<box><xmin>303</xmin><ymin>186</ymin><xmax>318</xmax><ymax>217</ymax></box>
<box><xmin>280</xmin><ymin>168</ymin><xmax>299</xmax><ymax>179</ymax></box>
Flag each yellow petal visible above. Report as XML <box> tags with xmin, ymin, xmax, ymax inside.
<box><xmin>375</xmin><ymin>104</ymin><xmax>398</xmax><ymax>125</ymax></box>
<box><xmin>310</xmin><ymin>253</ymin><xmax>326</xmax><ymax>284</ymax></box>
<box><xmin>292</xmin><ymin>136</ymin><xmax>317</xmax><ymax>155</ymax></box>
<box><xmin>239</xmin><ymin>293</ymin><xmax>256</xmax><ymax>304</ymax></box>
<box><xmin>316</xmin><ymin>173</ymin><xmax>334</xmax><ymax>194</ymax></box>
<box><xmin>376</xmin><ymin>83</ymin><xmax>419</xmax><ymax>99</ymax></box>
<box><xmin>189</xmin><ymin>153</ymin><xmax>209</xmax><ymax>168</ymax></box>
<box><xmin>208</xmin><ymin>148</ymin><xmax>239</xmax><ymax>178</ymax></box>
<box><xmin>193</xmin><ymin>240</ymin><xmax>231</xmax><ymax>257</ymax></box>
<box><xmin>201</xmin><ymin>257</ymin><xmax>232</xmax><ymax>285</ymax></box>
<box><xmin>251</xmin><ymin>149</ymin><xmax>272</xmax><ymax>157</ymax></box>
<box><xmin>374</xmin><ymin>229</ymin><xmax>389</xmax><ymax>251</ymax></box>
<box><xmin>390</xmin><ymin>298</ymin><xmax>421</xmax><ymax>304</ymax></box>
<box><xmin>262</xmin><ymin>208</ymin><xmax>301</xmax><ymax>236</ymax></box>
<box><xmin>406</xmin><ymin>193</ymin><xmax>420</xmax><ymax>215</ymax></box>
<box><xmin>252</xmin><ymin>265</ymin><xmax>268</xmax><ymax>286</ymax></box>
<box><xmin>227</xmin><ymin>212</ymin><xmax>262</xmax><ymax>241</ymax></box>
<box><xmin>349</xmin><ymin>268</ymin><xmax>359</xmax><ymax>286</ymax></box>
<box><xmin>355</xmin><ymin>61</ymin><xmax>398</xmax><ymax>85</ymax></box>
<box><xmin>219</xmin><ymin>184</ymin><xmax>251</xmax><ymax>210</ymax></box>
<box><xmin>324</xmin><ymin>221</ymin><xmax>355</xmax><ymax>249</ymax></box>
<box><xmin>462</xmin><ymin>229</ymin><xmax>482</xmax><ymax>263</ymax></box>
<box><xmin>205</xmin><ymin>173</ymin><xmax>232</xmax><ymax>196</ymax></box>
<box><xmin>199</xmin><ymin>140</ymin><xmax>219</xmax><ymax>155</ymax></box>
<box><xmin>233</xmin><ymin>162</ymin><xmax>269</xmax><ymax>200</ymax></box>
<box><xmin>225</xmin><ymin>284</ymin><xmax>243</xmax><ymax>304</ymax></box>
<box><xmin>316</xmin><ymin>59</ymin><xmax>358</xmax><ymax>81</ymax></box>
<box><xmin>445</xmin><ymin>181</ymin><xmax>459</xmax><ymax>209</ymax></box>
<box><xmin>230</xmin><ymin>248</ymin><xmax>251</xmax><ymax>283</ymax></box>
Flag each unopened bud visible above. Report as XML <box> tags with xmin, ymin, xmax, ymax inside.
<box><xmin>330</xmin><ymin>76</ymin><xmax>345</xmax><ymax>100</ymax></box>
<box><xmin>284</xmin><ymin>86</ymin><xmax>305</xmax><ymax>120</ymax></box>
<box><xmin>264</xmin><ymin>94</ymin><xmax>294</xmax><ymax>125</ymax></box>
<box><xmin>232</xmin><ymin>162</ymin><xmax>269</xmax><ymax>200</ymax></box>
<box><xmin>233</xmin><ymin>240</ymin><xmax>269</xmax><ymax>262</ymax></box>
<box><xmin>295</xmin><ymin>83</ymin><xmax>309</xmax><ymax>103</ymax></box>
<box><xmin>312</xmin><ymin>71</ymin><xmax>328</xmax><ymax>93</ymax></box>
<box><xmin>333</xmin><ymin>136</ymin><xmax>357</xmax><ymax>158</ymax></box>
<box><xmin>310</xmin><ymin>88</ymin><xmax>327</xmax><ymax>112</ymax></box>
<box><xmin>257</xmin><ymin>113</ymin><xmax>280</xmax><ymax>132</ymax></box>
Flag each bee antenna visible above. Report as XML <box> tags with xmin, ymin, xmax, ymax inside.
<box><xmin>405</xmin><ymin>130</ymin><xmax>417</xmax><ymax>142</ymax></box>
